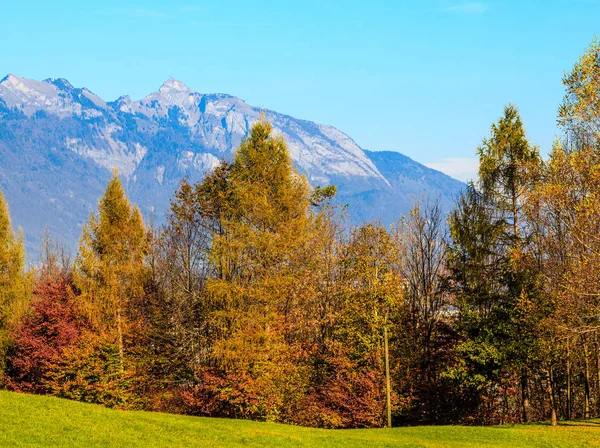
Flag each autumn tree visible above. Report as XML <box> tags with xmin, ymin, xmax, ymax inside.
<box><xmin>5</xmin><ymin>275</ymin><xmax>84</xmax><ymax>394</ymax></box>
<box><xmin>183</xmin><ymin>120</ymin><xmax>313</xmax><ymax>421</ymax></box>
<box><xmin>444</xmin><ymin>104</ymin><xmax>542</xmax><ymax>424</ymax></box>
<box><xmin>73</xmin><ymin>172</ymin><xmax>148</xmax><ymax>379</ymax></box>
<box><xmin>0</xmin><ymin>189</ymin><xmax>29</xmax><ymax>382</ymax></box>
<box><xmin>478</xmin><ymin>104</ymin><xmax>540</xmax><ymax>244</ymax></box>
<box><xmin>398</xmin><ymin>199</ymin><xmax>447</xmax><ymax>372</ymax></box>
<box><xmin>531</xmin><ymin>39</ymin><xmax>600</xmax><ymax>422</ymax></box>
<box><xmin>140</xmin><ymin>178</ymin><xmax>217</xmax><ymax>410</ymax></box>
<box><xmin>335</xmin><ymin>222</ymin><xmax>402</xmax><ymax>427</ymax></box>
<box><xmin>395</xmin><ymin>198</ymin><xmax>454</xmax><ymax>423</ymax></box>
<box><xmin>558</xmin><ymin>39</ymin><xmax>600</xmax><ymax>149</ymax></box>
<box><xmin>480</xmin><ymin>105</ymin><xmax>541</xmax><ymax>423</ymax></box>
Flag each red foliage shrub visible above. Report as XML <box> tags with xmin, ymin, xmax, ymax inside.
<box><xmin>181</xmin><ymin>367</ymin><xmax>287</xmax><ymax>421</ymax></box>
<box><xmin>5</xmin><ymin>276</ymin><xmax>85</xmax><ymax>393</ymax></box>
<box><xmin>295</xmin><ymin>346</ymin><xmax>388</xmax><ymax>428</ymax></box>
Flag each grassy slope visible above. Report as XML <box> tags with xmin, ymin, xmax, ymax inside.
<box><xmin>1</xmin><ymin>391</ymin><xmax>600</xmax><ymax>448</ymax></box>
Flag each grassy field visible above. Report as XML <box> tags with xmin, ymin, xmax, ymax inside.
<box><xmin>1</xmin><ymin>391</ymin><xmax>600</xmax><ymax>447</ymax></box>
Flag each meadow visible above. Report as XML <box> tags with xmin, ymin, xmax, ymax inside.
<box><xmin>1</xmin><ymin>390</ymin><xmax>599</xmax><ymax>447</ymax></box>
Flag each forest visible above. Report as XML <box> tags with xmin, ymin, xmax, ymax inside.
<box><xmin>1</xmin><ymin>39</ymin><xmax>600</xmax><ymax>429</ymax></box>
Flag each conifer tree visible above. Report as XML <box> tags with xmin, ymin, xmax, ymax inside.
<box><xmin>446</xmin><ymin>105</ymin><xmax>542</xmax><ymax>424</ymax></box>
<box><xmin>0</xmin><ymin>189</ymin><xmax>28</xmax><ymax>379</ymax></box>
<box><xmin>208</xmin><ymin>119</ymin><xmax>310</xmax><ymax>306</ymax></box>
<box><xmin>446</xmin><ymin>184</ymin><xmax>507</xmax><ymax>422</ymax></box>
<box><xmin>74</xmin><ymin>171</ymin><xmax>147</xmax><ymax>369</ymax></box>
<box><xmin>203</xmin><ymin>120</ymin><xmax>312</xmax><ymax>420</ymax></box>
<box><xmin>478</xmin><ymin>104</ymin><xmax>540</xmax><ymax>245</ymax></box>
<box><xmin>478</xmin><ymin>105</ymin><xmax>541</xmax><ymax>422</ymax></box>
<box><xmin>558</xmin><ymin>39</ymin><xmax>600</xmax><ymax>148</ymax></box>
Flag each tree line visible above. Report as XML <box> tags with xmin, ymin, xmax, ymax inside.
<box><xmin>1</xmin><ymin>40</ymin><xmax>600</xmax><ymax>428</ymax></box>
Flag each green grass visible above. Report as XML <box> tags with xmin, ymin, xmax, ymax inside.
<box><xmin>1</xmin><ymin>391</ymin><xmax>599</xmax><ymax>448</ymax></box>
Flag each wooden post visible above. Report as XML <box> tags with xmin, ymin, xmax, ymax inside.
<box><xmin>584</xmin><ymin>337</ymin><xmax>591</xmax><ymax>419</ymax></box>
<box><xmin>595</xmin><ymin>332</ymin><xmax>600</xmax><ymax>415</ymax></box>
<box><xmin>567</xmin><ymin>338</ymin><xmax>572</xmax><ymax>420</ymax></box>
<box><xmin>384</xmin><ymin>322</ymin><xmax>392</xmax><ymax>428</ymax></box>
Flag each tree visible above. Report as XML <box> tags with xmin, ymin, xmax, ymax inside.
<box><xmin>445</xmin><ymin>105</ymin><xmax>541</xmax><ymax>424</ymax></box>
<box><xmin>529</xmin><ymin>40</ymin><xmax>600</xmax><ymax>422</ymax></box>
<box><xmin>39</xmin><ymin>228</ymin><xmax>72</xmax><ymax>279</ymax></box>
<box><xmin>558</xmin><ymin>39</ymin><xmax>600</xmax><ymax>149</ymax></box>
<box><xmin>319</xmin><ymin>222</ymin><xmax>403</xmax><ymax>428</ymax></box>
<box><xmin>0</xmin><ymin>188</ymin><xmax>29</xmax><ymax>381</ymax></box>
<box><xmin>74</xmin><ymin>172</ymin><xmax>148</xmax><ymax>371</ymax></box>
<box><xmin>445</xmin><ymin>184</ymin><xmax>508</xmax><ymax>423</ymax></box>
<box><xmin>478</xmin><ymin>104</ymin><xmax>541</xmax><ymax>423</ymax></box>
<box><xmin>5</xmin><ymin>275</ymin><xmax>84</xmax><ymax>394</ymax></box>
<box><xmin>396</xmin><ymin>199</ymin><xmax>453</xmax><ymax>423</ymax></box>
<box><xmin>478</xmin><ymin>104</ymin><xmax>540</xmax><ymax>245</ymax></box>
<box><xmin>140</xmin><ymin>178</ymin><xmax>216</xmax><ymax>410</ymax></box>
<box><xmin>398</xmin><ymin>199</ymin><xmax>447</xmax><ymax>375</ymax></box>
<box><xmin>197</xmin><ymin>120</ymin><xmax>312</xmax><ymax>421</ymax></box>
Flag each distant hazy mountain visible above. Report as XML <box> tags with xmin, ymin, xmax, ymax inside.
<box><xmin>0</xmin><ymin>74</ymin><xmax>464</xmax><ymax>257</ymax></box>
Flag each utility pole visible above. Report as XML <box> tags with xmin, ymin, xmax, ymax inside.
<box><xmin>384</xmin><ymin>310</ymin><xmax>392</xmax><ymax>428</ymax></box>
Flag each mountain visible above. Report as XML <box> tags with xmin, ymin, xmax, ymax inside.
<box><xmin>359</xmin><ymin>150</ymin><xmax>465</xmax><ymax>223</ymax></box>
<box><xmin>0</xmin><ymin>74</ymin><xmax>464</xmax><ymax>257</ymax></box>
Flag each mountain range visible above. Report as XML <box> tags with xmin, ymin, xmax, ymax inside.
<box><xmin>0</xmin><ymin>74</ymin><xmax>464</xmax><ymax>257</ymax></box>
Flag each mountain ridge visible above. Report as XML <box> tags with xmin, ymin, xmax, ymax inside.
<box><xmin>0</xmin><ymin>74</ymin><xmax>464</xmax><ymax>257</ymax></box>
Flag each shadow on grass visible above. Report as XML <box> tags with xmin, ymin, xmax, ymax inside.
<box><xmin>556</xmin><ymin>420</ymin><xmax>600</xmax><ymax>427</ymax></box>
<box><xmin>458</xmin><ymin>419</ymin><xmax>600</xmax><ymax>429</ymax></box>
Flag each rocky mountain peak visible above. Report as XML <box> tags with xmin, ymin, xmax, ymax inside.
<box><xmin>0</xmin><ymin>74</ymin><xmax>53</xmax><ymax>96</ymax></box>
<box><xmin>1</xmin><ymin>73</ymin><xmax>20</xmax><ymax>84</ymax></box>
<box><xmin>44</xmin><ymin>77</ymin><xmax>75</xmax><ymax>91</ymax></box>
<box><xmin>159</xmin><ymin>78</ymin><xmax>191</xmax><ymax>94</ymax></box>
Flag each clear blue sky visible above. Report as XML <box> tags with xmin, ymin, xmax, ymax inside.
<box><xmin>1</xmin><ymin>0</ymin><xmax>598</xmax><ymax>180</ymax></box>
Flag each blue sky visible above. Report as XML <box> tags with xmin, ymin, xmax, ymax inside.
<box><xmin>1</xmin><ymin>0</ymin><xmax>599</xmax><ymax>180</ymax></box>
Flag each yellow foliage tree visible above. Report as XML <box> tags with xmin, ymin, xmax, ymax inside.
<box><xmin>74</xmin><ymin>172</ymin><xmax>147</xmax><ymax>369</ymax></box>
<box><xmin>205</xmin><ymin>120</ymin><xmax>312</xmax><ymax>420</ymax></box>
<box><xmin>0</xmin><ymin>189</ymin><xmax>29</xmax><ymax>379</ymax></box>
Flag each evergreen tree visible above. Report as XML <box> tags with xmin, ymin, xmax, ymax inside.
<box><xmin>446</xmin><ymin>105</ymin><xmax>542</xmax><ymax>424</ymax></box>
<box><xmin>445</xmin><ymin>184</ymin><xmax>508</xmax><ymax>423</ymax></box>
<box><xmin>480</xmin><ymin>105</ymin><xmax>541</xmax><ymax>423</ymax></box>
<box><xmin>478</xmin><ymin>104</ymin><xmax>540</xmax><ymax>245</ymax></box>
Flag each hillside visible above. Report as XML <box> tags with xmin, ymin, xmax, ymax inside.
<box><xmin>1</xmin><ymin>391</ymin><xmax>598</xmax><ymax>448</ymax></box>
<box><xmin>0</xmin><ymin>75</ymin><xmax>463</xmax><ymax>256</ymax></box>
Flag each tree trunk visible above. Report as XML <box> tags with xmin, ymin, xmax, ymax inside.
<box><xmin>512</xmin><ymin>188</ymin><xmax>519</xmax><ymax>243</ymax></box>
<box><xmin>117</xmin><ymin>306</ymin><xmax>124</xmax><ymax>372</ymax></box>
<box><xmin>545</xmin><ymin>366</ymin><xmax>558</xmax><ymax>426</ymax></box>
<box><xmin>521</xmin><ymin>367</ymin><xmax>530</xmax><ymax>423</ymax></box>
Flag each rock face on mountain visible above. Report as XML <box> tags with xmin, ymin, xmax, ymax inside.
<box><xmin>0</xmin><ymin>74</ymin><xmax>463</xmax><ymax>257</ymax></box>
